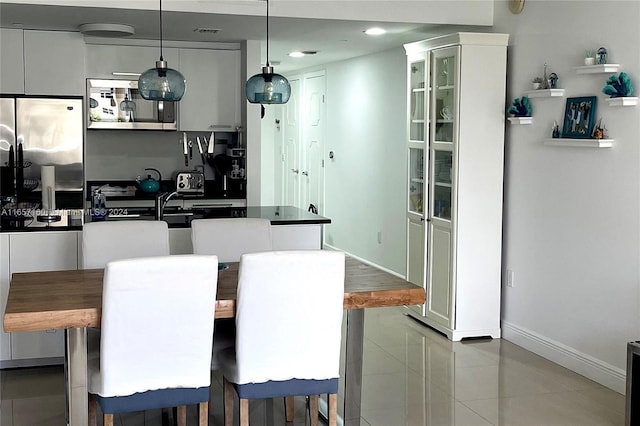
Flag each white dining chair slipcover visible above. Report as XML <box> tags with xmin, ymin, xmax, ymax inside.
<box><xmin>191</xmin><ymin>217</ymin><xmax>274</xmax><ymax>372</ymax></box>
<box><xmin>82</xmin><ymin>220</ymin><xmax>170</xmax><ymax>269</ymax></box>
<box><xmin>191</xmin><ymin>218</ymin><xmax>272</xmax><ymax>262</ymax></box>
<box><xmin>88</xmin><ymin>254</ymin><xmax>218</xmax><ymax>414</ymax></box>
<box><xmin>219</xmin><ymin>250</ymin><xmax>345</xmax><ymax>390</ymax></box>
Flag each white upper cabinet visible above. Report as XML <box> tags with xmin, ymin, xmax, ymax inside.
<box><xmin>0</xmin><ymin>29</ymin><xmax>25</xmax><ymax>94</ymax></box>
<box><xmin>178</xmin><ymin>48</ymin><xmax>241</xmax><ymax>131</ymax></box>
<box><xmin>85</xmin><ymin>44</ymin><xmax>179</xmax><ymax>79</ymax></box>
<box><xmin>23</xmin><ymin>30</ymin><xmax>85</xmax><ymax>96</ymax></box>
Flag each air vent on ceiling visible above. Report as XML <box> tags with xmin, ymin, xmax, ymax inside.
<box><xmin>194</xmin><ymin>28</ymin><xmax>221</xmax><ymax>34</ymax></box>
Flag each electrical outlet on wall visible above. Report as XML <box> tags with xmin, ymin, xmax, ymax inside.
<box><xmin>506</xmin><ymin>269</ymin><xmax>514</xmax><ymax>287</ymax></box>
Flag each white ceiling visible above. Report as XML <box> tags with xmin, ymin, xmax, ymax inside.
<box><xmin>0</xmin><ymin>2</ymin><xmax>487</xmax><ymax>73</ymax></box>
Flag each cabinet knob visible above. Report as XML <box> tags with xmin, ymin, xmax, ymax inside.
<box><xmin>301</xmin><ymin>171</ymin><xmax>309</xmax><ymax>176</ymax></box>
<box><xmin>291</xmin><ymin>169</ymin><xmax>299</xmax><ymax>174</ymax></box>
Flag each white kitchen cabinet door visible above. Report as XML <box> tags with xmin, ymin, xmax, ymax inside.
<box><xmin>0</xmin><ymin>29</ymin><xmax>25</xmax><ymax>94</ymax></box>
<box><xmin>85</xmin><ymin>44</ymin><xmax>179</xmax><ymax>79</ymax></box>
<box><xmin>23</xmin><ymin>31</ymin><xmax>85</xmax><ymax>96</ymax></box>
<box><xmin>0</xmin><ymin>235</ymin><xmax>11</xmax><ymax>362</ymax></box>
<box><xmin>8</xmin><ymin>231</ymin><xmax>79</xmax><ymax>362</ymax></box>
<box><xmin>271</xmin><ymin>224</ymin><xmax>322</xmax><ymax>250</ymax></box>
<box><xmin>178</xmin><ymin>48</ymin><xmax>241</xmax><ymax>131</ymax></box>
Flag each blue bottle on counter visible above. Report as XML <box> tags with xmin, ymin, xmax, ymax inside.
<box><xmin>91</xmin><ymin>191</ymin><xmax>107</xmax><ymax>220</ymax></box>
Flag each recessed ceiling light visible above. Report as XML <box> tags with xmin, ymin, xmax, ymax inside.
<box><xmin>78</xmin><ymin>23</ymin><xmax>135</xmax><ymax>37</ymax></box>
<box><xmin>364</xmin><ymin>27</ymin><xmax>386</xmax><ymax>36</ymax></box>
<box><xmin>289</xmin><ymin>51</ymin><xmax>318</xmax><ymax>58</ymax></box>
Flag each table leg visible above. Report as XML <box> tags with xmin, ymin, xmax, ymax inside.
<box><xmin>66</xmin><ymin>327</ymin><xmax>88</xmax><ymax>426</ymax></box>
<box><xmin>343</xmin><ymin>308</ymin><xmax>364</xmax><ymax>426</ymax></box>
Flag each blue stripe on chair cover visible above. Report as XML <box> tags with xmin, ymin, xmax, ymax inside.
<box><xmin>234</xmin><ymin>378</ymin><xmax>338</xmax><ymax>400</ymax></box>
<box><xmin>96</xmin><ymin>386</ymin><xmax>209</xmax><ymax>414</ymax></box>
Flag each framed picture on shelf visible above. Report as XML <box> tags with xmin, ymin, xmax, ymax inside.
<box><xmin>562</xmin><ymin>96</ymin><xmax>597</xmax><ymax>138</ymax></box>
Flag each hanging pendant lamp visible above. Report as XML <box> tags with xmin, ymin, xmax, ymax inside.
<box><xmin>246</xmin><ymin>0</ymin><xmax>291</xmax><ymax>104</ymax></box>
<box><xmin>138</xmin><ymin>0</ymin><xmax>186</xmax><ymax>101</ymax></box>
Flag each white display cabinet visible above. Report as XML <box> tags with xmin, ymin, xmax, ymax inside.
<box><xmin>404</xmin><ymin>33</ymin><xmax>508</xmax><ymax>341</ymax></box>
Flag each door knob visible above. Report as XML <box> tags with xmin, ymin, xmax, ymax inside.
<box><xmin>291</xmin><ymin>169</ymin><xmax>299</xmax><ymax>174</ymax></box>
<box><xmin>301</xmin><ymin>171</ymin><xmax>309</xmax><ymax>176</ymax></box>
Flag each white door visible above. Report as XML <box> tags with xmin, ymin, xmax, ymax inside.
<box><xmin>283</xmin><ymin>76</ymin><xmax>301</xmax><ymax>207</ymax></box>
<box><xmin>300</xmin><ymin>72</ymin><xmax>326</xmax><ymax>214</ymax></box>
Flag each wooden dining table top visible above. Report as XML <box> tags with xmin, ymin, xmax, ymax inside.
<box><xmin>3</xmin><ymin>257</ymin><xmax>425</xmax><ymax>333</ymax></box>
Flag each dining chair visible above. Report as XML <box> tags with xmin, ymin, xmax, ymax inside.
<box><xmin>190</xmin><ymin>218</ymin><xmax>273</xmax><ymax>263</ymax></box>
<box><xmin>191</xmin><ymin>217</ymin><xmax>273</xmax><ymax>371</ymax></box>
<box><xmin>217</xmin><ymin>250</ymin><xmax>345</xmax><ymax>426</ymax></box>
<box><xmin>81</xmin><ymin>220</ymin><xmax>170</xmax><ymax>269</ymax></box>
<box><xmin>88</xmin><ymin>254</ymin><xmax>219</xmax><ymax>426</ymax></box>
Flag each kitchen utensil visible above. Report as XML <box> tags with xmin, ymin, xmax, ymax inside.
<box><xmin>182</xmin><ymin>133</ymin><xmax>189</xmax><ymax>166</ymax></box>
<box><xmin>207</xmin><ymin>132</ymin><xmax>215</xmax><ymax>154</ymax></box>
<box><xmin>197</xmin><ymin>137</ymin><xmax>206</xmax><ymax>165</ymax></box>
<box><xmin>196</xmin><ymin>136</ymin><xmax>207</xmax><ymax>166</ymax></box>
<box><xmin>135</xmin><ymin>167</ymin><xmax>162</xmax><ymax>193</ymax></box>
<box><xmin>188</xmin><ymin>140</ymin><xmax>193</xmax><ymax>160</ymax></box>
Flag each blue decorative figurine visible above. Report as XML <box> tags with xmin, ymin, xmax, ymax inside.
<box><xmin>602</xmin><ymin>72</ymin><xmax>633</xmax><ymax>97</ymax></box>
<box><xmin>507</xmin><ymin>96</ymin><xmax>532</xmax><ymax>117</ymax></box>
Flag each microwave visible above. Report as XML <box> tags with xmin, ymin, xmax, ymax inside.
<box><xmin>86</xmin><ymin>79</ymin><xmax>177</xmax><ymax>130</ymax></box>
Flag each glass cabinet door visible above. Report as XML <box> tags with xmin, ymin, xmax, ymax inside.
<box><xmin>433</xmin><ymin>50</ymin><xmax>456</xmax><ymax>144</ymax></box>
<box><xmin>409</xmin><ymin>58</ymin><xmax>428</xmax><ymax>142</ymax></box>
<box><xmin>432</xmin><ymin>150</ymin><xmax>452</xmax><ymax>220</ymax></box>
<box><xmin>408</xmin><ymin>147</ymin><xmax>425</xmax><ymax>215</ymax></box>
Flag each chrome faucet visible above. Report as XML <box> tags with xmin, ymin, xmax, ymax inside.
<box><xmin>155</xmin><ymin>191</ymin><xmax>179</xmax><ymax>220</ymax></box>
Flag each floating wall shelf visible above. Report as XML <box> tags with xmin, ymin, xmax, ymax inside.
<box><xmin>508</xmin><ymin>117</ymin><xmax>533</xmax><ymax>124</ymax></box>
<box><xmin>574</xmin><ymin>64</ymin><xmax>620</xmax><ymax>74</ymax></box>
<box><xmin>543</xmin><ymin>138</ymin><xmax>613</xmax><ymax>148</ymax></box>
<box><xmin>605</xmin><ymin>97</ymin><xmax>638</xmax><ymax>107</ymax></box>
<box><xmin>525</xmin><ymin>89</ymin><xmax>565</xmax><ymax>98</ymax></box>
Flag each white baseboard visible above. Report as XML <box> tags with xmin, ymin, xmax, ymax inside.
<box><xmin>502</xmin><ymin>320</ymin><xmax>626</xmax><ymax>394</ymax></box>
<box><xmin>322</xmin><ymin>244</ymin><xmax>405</xmax><ymax>279</ymax></box>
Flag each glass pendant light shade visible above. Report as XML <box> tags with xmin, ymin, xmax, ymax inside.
<box><xmin>138</xmin><ymin>0</ymin><xmax>186</xmax><ymax>102</ymax></box>
<box><xmin>246</xmin><ymin>66</ymin><xmax>291</xmax><ymax>104</ymax></box>
<box><xmin>245</xmin><ymin>0</ymin><xmax>290</xmax><ymax>105</ymax></box>
<box><xmin>119</xmin><ymin>95</ymin><xmax>136</xmax><ymax>112</ymax></box>
<box><xmin>139</xmin><ymin>60</ymin><xmax>186</xmax><ymax>101</ymax></box>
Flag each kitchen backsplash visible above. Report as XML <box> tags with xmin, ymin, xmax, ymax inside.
<box><xmin>85</xmin><ymin>130</ymin><xmax>232</xmax><ymax>182</ymax></box>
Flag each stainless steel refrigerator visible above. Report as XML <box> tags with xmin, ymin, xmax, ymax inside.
<box><xmin>0</xmin><ymin>96</ymin><xmax>84</xmax><ymax>228</ymax></box>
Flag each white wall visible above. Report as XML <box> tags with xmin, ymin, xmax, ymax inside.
<box><xmin>322</xmin><ymin>48</ymin><xmax>407</xmax><ymax>275</ymax></box>
<box><xmin>493</xmin><ymin>0</ymin><xmax>640</xmax><ymax>393</ymax></box>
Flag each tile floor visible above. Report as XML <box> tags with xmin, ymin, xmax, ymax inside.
<box><xmin>0</xmin><ymin>307</ymin><xmax>626</xmax><ymax>425</ymax></box>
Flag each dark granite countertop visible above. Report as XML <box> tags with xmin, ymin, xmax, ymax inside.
<box><xmin>84</xmin><ymin>205</ymin><xmax>331</xmax><ymax>229</ymax></box>
<box><xmin>245</xmin><ymin>206</ymin><xmax>331</xmax><ymax>225</ymax></box>
<box><xmin>1</xmin><ymin>205</ymin><xmax>330</xmax><ymax>232</ymax></box>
